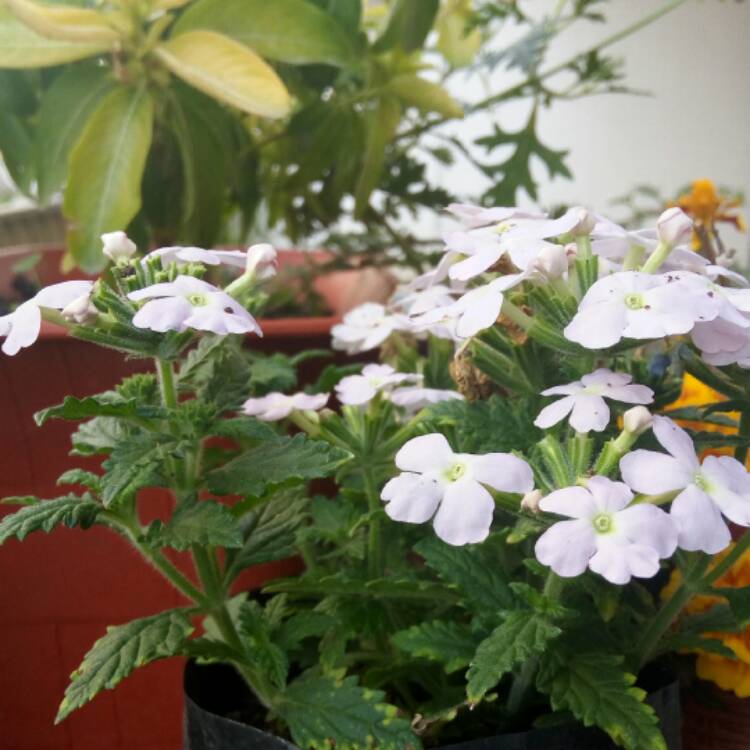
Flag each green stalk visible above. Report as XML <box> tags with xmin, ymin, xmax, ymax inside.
<box><xmin>593</xmin><ymin>428</ymin><xmax>639</xmax><ymax>477</ymax></box>
<box><xmin>735</xmin><ymin>410</ymin><xmax>750</xmax><ymax>465</ymax></box>
<box><xmin>641</xmin><ymin>241</ymin><xmax>672</xmax><ymax>274</ymax></box>
<box><xmin>537</xmin><ymin>435</ymin><xmax>573</xmax><ymax>488</ymax></box>
<box><xmin>363</xmin><ymin>465</ymin><xmax>385</xmax><ymax>579</ymax></box>
<box><xmin>156</xmin><ymin>358</ymin><xmax>178</xmax><ymax>409</ymax></box>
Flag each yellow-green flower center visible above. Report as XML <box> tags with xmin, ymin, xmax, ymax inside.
<box><xmin>446</xmin><ymin>462</ymin><xmax>467</xmax><ymax>482</ymax></box>
<box><xmin>592</xmin><ymin>512</ymin><xmax>614</xmax><ymax>534</ymax></box>
<box><xmin>624</xmin><ymin>293</ymin><xmax>645</xmax><ymax>310</ymax></box>
<box><xmin>187</xmin><ymin>292</ymin><xmax>209</xmax><ymax>307</ymax></box>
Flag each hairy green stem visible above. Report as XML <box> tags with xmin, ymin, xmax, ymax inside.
<box><xmin>363</xmin><ymin>464</ymin><xmax>385</xmax><ymax>579</ymax></box>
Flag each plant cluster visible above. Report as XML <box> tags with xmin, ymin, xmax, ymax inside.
<box><xmin>0</xmin><ymin>0</ymin><xmax>686</xmax><ymax>273</ymax></box>
<box><xmin>3</xmin><ymin>202</ymin><xmax>750</xmax><ymax>750</ymax></box>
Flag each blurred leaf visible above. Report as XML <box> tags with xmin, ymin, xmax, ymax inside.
<box><xmin>156</xmin><ymin>30</ymin><xmax>291</xmax><ymax>119</ymax></box>
<box><xmin>35</xmin><ymin>63</ymin><xmax>113</xmax><ymax>203</ymax></box>
<box><xmin>0</xmin><ymin>110</ymin><xmax>33</xmax><ymax>192</ymax></box>
<box><xmin>388</xmin><ymin>74</ymin><xmax>463</xmax><ymax>119</ymax></box>
<box><xmin>64</xmin><ymin>85</ymin><xmax>154</xmax><ymax>272</ymax></box>
<box><xmin>0</xmin><ymin>6</ymin><xmax>109</xmax><ymax>67</ymax></box>
<box><xmin>173</xmin><ymin>0</ymin><xmax>354</xmax><ymax>67</ymax></box>
<box><xmin>437</xmin><ymin>0</ymin><xmax>481</xmax><ymax>67</ymax></box>
<box><xmin>374</xmin><ymin>0</ymin><xmax>439</xmax><ymax>52</ymax></box>
<box><xmin>4</xmin><ymin>0</ymin><xmax>118</xmax><ymax>43</ymax></box>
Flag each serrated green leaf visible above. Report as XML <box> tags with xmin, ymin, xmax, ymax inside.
<box><xmin>248</xmin><ymin>352</ymin><xmax>298</xmax><ymax>395</ymax></box>
<box><xmin>467</xmin><ymin>611</ymin><xmax>561</xmax><ymax>702</ymax></box>
<box><xmin>35</xmin><ymin>63</ymin><xmax>114</xmax><ymax>202</ymax></box>
<box><xmin>393</xmin><ymin>620</ymin><xmax>479</xmax><ymax>674</ymax></box>
<box><xmin>71</xmin><ymin>416</ymin><xmax>129</xmax><ymax>455</ymax></box>
<box><xmin>64</xmin><ymin>85</ymin><xmax>154</xmax><ymax>272</ymax></box>
<box><xmin>207</xmin><ymin>433</ymin><xmax>350</xmax><ymax>497</ymax></box>
<box><xmin>210</xmin><ymin>417</ymin><xmax>277</xmax><ymax>443</ymax></box>
<box><xmin>536</xmin><ymin>651</ymin><xmax>666</xmax><ymax>750</ymax></box>
<box><xmin>0</xmin><ymin>496</ymin><xmax>101</xmax><ymax>543</ymax></box>
<box><xmin>716</xmin><ymin>586</ymin><xmax>750</xmax><ymax>629</ymax></box>
<box><xmin>57</xmin><ymin>468</ymin><xmax>102</xmax><ymax>492</ymax></box>
<box><xmin>57</xmin><ymin>609</ymin><xmax>194</xmax><ymax>722</ymax></box>
<box><xmin>151</xmin><ymin>500</ymin><xmax>242</xmax><ymax>551</ymax></box>
<box><xmin>276</xmin><ymin>611</ymin><xmax>335</xmax><ymax>652</ymax></box>
<box><xmin>278</xmin><ymin>674</ymin><xmax>420</xmax><ymax>750</ymax></box>
<box><xmin>35</xmin><ymin>393</ymin><xmax>164</xmax><ymax>426</ymax></box>
<box><xmin>238</xmin><ymin>600</ymin><xmax>288</xmax><ymax>688</ymax></box>
<box><xmin>100</xmin><ymin>433</ymin><xmax>169</xmax><ymax>507</ymax></box>
<box><xmin>414</xmin><ymin>535</ymin><xmax>515</xmax><ymax>614</ymax></box>
<box><xmin>181</xmin><ymin>637</ymin><xmax>242</xmax><ymax>664</ymax></box>
<box><xmin>173</xmin><ymin>0</ymin><xmax>354</xmax><ymax>67</ymax></box>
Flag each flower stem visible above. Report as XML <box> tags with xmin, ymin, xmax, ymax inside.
<box><xmin>156</xmin><ymin>358</ymin><xmax>178</xmax><ymax>409</ymax></box>
<box><xmin>735</xmin><ymin>409</ymin><xmax>750</xmax><ymax>465</ymax></box>
<box><xmin>593</xmin><ymin>428</ymin><xmax>639</xmax><ymax>477</ymax></box>
<box><xmin>363</xmin><ymin>465</ymin><xmax>385</xmax><ymax>579</ymax></box>
<box><xmin>640</xmin><ymin>240</ymin><xmax>672</xmax><ymax>274</ymax></box>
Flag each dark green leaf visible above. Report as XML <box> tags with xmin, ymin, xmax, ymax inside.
<box><xmin>57</xmin><ymin>468</ymin><xmax>102</xmax><ymax>492</ymax></box>
<box><xmin>35</xmin><ymin>393</ymin><xmax>163</xmax><ymax>426</ymax></box>
<box><xmin>237</xmin><ymin>600</ymin><xmax>288</xmax><ymax>688</ymax></box>
<box><xmin>149</xmin><ymin>500</ymin><xmax>242</xmax><ymax>551</ymax></box>
<box><xmin>100</xmin><ymin>433</ymin><xmax>170</xmax><ymax>507</ymax></box>
<box><xmin>0</xmin><ymin>110</ymin><xmax>33</xmax><ymax>192</ymax></box>
<box><xmin>374</xmin><ymin>0</ymin><xmax>439</xmax><ymax>52</ymax></box>
<box><xmin>0</xmin><ymin>496</ymin><xmax>101</xmax><ymax>543</ymax></box>
<box><xmin>393</xmin><ymin>620</ymin><xmax>479</xmax><ymax>674</ymax></box>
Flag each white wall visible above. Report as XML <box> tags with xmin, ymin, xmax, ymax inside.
<box><xmin>427</xmin><ymin>0</ymin><xmax>750</xmax><ymax>256</ymax></box>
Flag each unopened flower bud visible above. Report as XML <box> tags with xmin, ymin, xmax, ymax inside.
<box><xmin>656</xmin><ymin>208</ymin><xmax>693</xmax><ymax>247</ymax></box>
<box><xmin>623</xmin><ymin>406</ymin><xmax>653</xmax><ymax>436</ymax></box>
<box><xmin>569</xmin><ymin>208</ymin><xmax>596</xmax><ymax>237</ymax></box>
<box><xmin>101</xmin><ymin>231</ymin><xmax>136</xmax><ymax>263</ymax></box>
<box><xmin>246</xmin><ymin>243</ymin><xmax>277</xmax><ymax>278</ymax></box>
<box><xmin>61</xmin><ymin>293</ymin><xmax>97</xmax><ymax>325</ymax></box>
<box><xmin>521</xmin><ymin>489</ymin><xmax>542</xmax><ymax>514</ymax></box>
<box><xmin>534</xmin><ymin>243</ymin><xmax>569</xmax><ymax>278</ymax></box>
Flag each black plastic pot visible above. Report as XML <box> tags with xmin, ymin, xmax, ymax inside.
<box><xmin>183</xmin><ymin>661</ymin><xmax>682</xmax><ymax>750</ymax></box>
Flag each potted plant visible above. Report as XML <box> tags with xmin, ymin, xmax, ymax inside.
<box><xmin>5</xmin><ymin>201</ymin><xmax>750</xmax><ymax>748</ymax></box>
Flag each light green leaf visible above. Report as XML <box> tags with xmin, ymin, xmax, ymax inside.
<box><xmin>0</xmin><ymin>110</ymin><xmax>33</xmax><ymax>192</ymax></box>
<box><xmin>392</xmin><ymin>620</ymin><xmax>479</xmax><ymax>674</ymax></box>
<box><xmin>374</xmin><ymin>0</ymin><xmax>439</xmax><ymax>52</ymax></box>
<box><xmin>206</xmin><ymin>433</ymin><xmax>350</xmax><ymax>497</ymax></box>
<box><xmin>536</xmin><ymin>651</ymin><xmax>666</xmax><ymax>750</ymax></box>
<box><xmin>466</xmin><ymin>611</ymin><xmax>561</xmax><ymax>702</ymax></box>
<box><xmin>278</xmin><ymin>674</ymin><xmax>419</xmax><ymax>750</ymax></box>
<box><xmin>4</xmin><ymin>0</ymin><xmax>119</xmax><ymax>43</ymax></box>
<box><xmin>0</xmin><ymin>496</ymin><xmax>101</xmax><ymax>543</ymax></box>
<box><xmin>150</xmin><ymin>500</ymin><xmax>242</xmax><ymax>551</ymax></box>
<box><xmin>35</xmin><ymin>393</ymin><xmax>163</xmax><ymax>426</ymax></box>
<box><xmin>387</xmin><ymin>75</ymin><xmax>463</xmax><ymax>119</ymax></box>
<box><xmin>71</xmin><ymin>416</ymin><xmax>129</xmax><ymax>456</ymax></box>
<box><xmin>155</xmin><ymin>30</ymin><xmax>291</xmax><ymax>119</ymax></box>
<box><xmin>64</xmin><ymin>85</ymin><xmax>154</xmax><ymax>272</ymax></box>
<box><xmin>35</xmin><ymin>63</ymin><xmax>113</xmax><ymax>203</ymax></box>
<box><xmin>172</xmin><ymin>0</ymin><xmax>354</xmax><ymax>67</ymax></box>
<box><xmin>57</xmin><ymin>609</ymin><xmax>194</xmax><ymax>722</ymax></box>
<box><xmin>0</xmin><ymin>7</ymin><xmax>109</xmax><ymax>67</ymax></box>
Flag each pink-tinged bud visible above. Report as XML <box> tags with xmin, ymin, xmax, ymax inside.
<box><xmin>569</xmin><ymin>208</ymin><xmax>596</xmax><ymax>237</ymax></box>
<box><xmin>521</xmin><ymin>489</ymin><xmax>542</xmax><ymax>513</ymax></box>
<box><xmin>101</xmin><ymin>231</ymin><xmax>136</xmax><ymax>263</ymax></box>
<box><xmin>656</xmin><ymin>208</ymin><xmax>693</xmax><ymax>247</ymax></box>
<box><xmin>534</xmin><ymin>244</ymin><xmax>569</xmax><ymax>278</ymax></box>
<box><xmin>61</xmin><ymin>293</ymin><xmax>97</xmax><ymax>325</ymax></box>
<box><xmin>623</xmin><ymin>406</ymin><xmax>653</xmax><ymax>436</ymax></box>
<box><xmin>246</xmin><ymin>243</ymin><xmax>277</xmax><ymax>278</ymax></box>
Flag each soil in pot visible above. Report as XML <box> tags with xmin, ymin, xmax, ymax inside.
<box><xmin>183</xmin><ymin>661</ymin><xmax>682</xmax><ymax>750</ymax></box>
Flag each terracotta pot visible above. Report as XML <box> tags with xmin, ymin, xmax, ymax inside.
<box><xmin>682</xmin><ymin>684</ymin><xmax>750</xmax><ymax>750</ymax></box>
<box><xmin>0</xmin><ymin>245</ymin><xmax>383</xmax><ymax>750</ymax></box>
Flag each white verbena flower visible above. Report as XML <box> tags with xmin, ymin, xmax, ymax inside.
<box><xmin>656</xmin><ymin>207</ymin><xmax>693</xmax><ymax>247</ymax></box>
<box><xmin>144</xmin><ymin>246</ymin><xmax>248</xmax><ymax>269</ymax></box>
<box><xmin>242</xmin><ymin>391</ymin><xmax>329</xmax><ymax>421</ymax></box>
<box><xmin>335</xmin><ymin>364</ymin><xmax>421</xmax><ymax>406</ymax></box>
<box><xmin>381</xmin><ymin>433</ymin><xmax>534</xmax><ymax>545</ymax></box>
<box><xmin>244</xmin><ymin>243</ymin><xmax>277</xmax><ymax>279</ymax></box>
<box><xmin>534</xmin><ymin>368</ymin><xmax>654</xmax><ymax>433</ymax></box>
<box><xmin>564</xmin><ymin>271</ymin><xmax>719</xmax><ymax>349</ymax></box>
<box><xmin>692</xmin><ymin>318</ymin><xmax>750</xmax><ymax>368</ymax></box>
<box><xmin>620</xmin><ymin>415</ymin><xmax>750</xmax><ymax>554</ymax></box>
<box><xmin>128</xmin><ymin>275</ymin><xmax>262</xmax><ymax>336</ymax></box>
<box><xmin>535</xmin><ymin>476</ymin><xmax>677</xmax><ymax>584</ymax></box>
<box><xmin>331</xmin><ymin>303</ymin><xmax>407</xmax><ymax>354</ymax></box>
<box><xmin>101</xmin><ymin>231</ymin><xmax>137</xmax><ymax>263</ymax></box>
<box><xmin>0</xmin><ymin>280</ymin><xmax>94</xmax><ymax>356</ymax></box>
<box><xmin>446</xmin><ymin>203</ymin><xmax>545</xmax><ymax>229</ymax></box>
<box><xmin>389</xmin><ymin>386</ymin><xmax>464</xmax><ymax>413</ymax></box>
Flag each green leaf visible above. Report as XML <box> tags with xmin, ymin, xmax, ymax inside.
<box><xmin>4</xmin><ymin>0</ymin><xmax>119</xmax><ymax>43</ymax></box>
<box><xmin>0</xmin><ymin>110</ymin><xmax>33</xmax><ymax>192</ymax></box>
<box><xmin>387</xmin><ymin>75</ymin><xmax>463</xmax><ymax>119</ymax></box>
<box><xmin>35</xmin><ymin>62</ymin><xmax>113</xmax><ymax>203</ymax></box>
<box><xmin>57</xmin><ymin>468</ymin><xmax>102</xmax><ymax>492</ymax></box>
<box><xmin>392</xmin><ymin>620</ymin><xmax>479</xmax><ymax>674</ymax></box>
<box><xmin>64</xmin><ymin>85</ymin><xmax>154</xmax><ymax>272</ymax></box>
<box><xmin>57</xmin><ymin>609</ymin><xmax>194</xmax><ymax>722</ymax></box>
<box><xmin>206</xmin><ymin>433</ymin><xmax>350</xmax><ymax>497</ymax></box>
<box><xmin>717</xmin><ymin>586</ymin><xmax>750</xmax><ymax>629</ymax></box>
<box><xmin>71</xmin><ymin>416</ymin><xmax>129</xmax><ymax>455</ymax></box>
<box><xmin>0</xmin><ymin>496</ymin><xmax>101</xmax><ymax>543</ymax></box>
<box><xmin>155</xmin><ymin>30</ymin><xmax>291</xmax><ymax>118</ymax></box>
<box><xmin>278</xmin><ymin>674</ymin><xmax>420</xmax><ymax>750</ymax></box>
<box><xmin>374</xmin><ymin>0</ymin><xmax>439</xmax><ymax>52</ymax></box>
<box><xmin>414</xmin><ymin>535</ymin><xmax>515</xmax><ymax>613</ymax></box>
<box><xmin>0</xmin><ymin>7</ymin><xmax>109</xmax><ymax>68</ymax></box>
<box><xmin>536</xmin><ymin>651</ymin><xmax>666</xmax><ymax>750</ymax></box>
<box><xmin>35</xmin><ymin>393</ymin><xmax>163</xmax><ymax>426</ymax></box>
<box><xmin>238</xmin><ymin>600</ymin><xmax>288</xmax><ymax>688</ymax></box>
<box><xmin>211</xmin><ymin>417</ymin><xmax>277</xmax><ymax>443</ymax></box>
<box><xmin>172</xmin><ymin>0</ymin><xmax>354</xmax><ymax>67</ymax></box>
<box><xmin>467</xmin><ymin>611</ymin><xmax>561</xmax><ymax>702</ymax></box>
<box><xmin>660</xmin><ymin>633</ymin><xmax>736</xmax><ymax>660</ymax></box>
<box><xmin>150</xmin><ymin>500</ymin><xmax>242</xmax><ymax>551</ymax></box>
<box><xmin>100</xmin><ymin>433</ymin><xmax>169</xmax><ymax>507</ymax></box>
<box><xmin>247</xmin><ymin>352</ymin><xmax>297</xmax><ymax>395</ymax></box>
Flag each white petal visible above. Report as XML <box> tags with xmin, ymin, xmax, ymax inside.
<box><xmin>466</xmin><ymin>453</ymin><xmax>534</xmax><ymax>494</ymax></box>
<box><xmin>395</xmin><ymin>433</ymin><xmax>455</xmax><ymax>474</ymax></box>
<box><xmin>620</xmin><ymin>450</ymin><xmax>692</xmax><ymax>494</ymax></box>
<box><xmin>580</xmin><ymin>368</ymin><xmax>632</xmax><ymax>387</ymax></box>
<box><xmin>533</xmin><ymin>396</ymin><xmax>575</xmax><ymax>429</ymax></box>
<box><xmin>382</xmin><ymin>473</ymin><xmax>442</xmax><ymax>524</ymax></box>
<box><xmin>291</xmin><ymin>392</ymin><xmax>329</xmax><ymax>412</ymax></box>
<box><xmin>670</xmin><ymin>485</ymin><xmax>731</xmax><ymax>554</ymax></box>
<box><xmin>652</xmin><ymin>416</ymin><xmax>700</xmax><ymax>470</ymax></box>
<box><xmin>616</xmin><ymin>504</ymin><xmax>677</xmax><ymax>557</ymax></box>
<box><xmin>589</xmin><ymin>538</ymin><xmax>659</xmax><ymax>584</ymax></box>
<box><xmin>701</xmin><ymin>456</ymin><xmax>750</xmax><ymax>526</ymax></box>
<box><xmin>335</xmin><ymin>375</ymin><xmax>377</xmax><ymax>405</ymax></box>
<box><xmin>602</xmin><ymin>384</ymin><xmax>654</xmax><ymax>404</ymax></box>
<box><xmin>1</xmin><ymin>301</ymin><xmax>41</xmax><ymax>356</ymax></box>
<box><xmin>455</xmin><ymin>289</ymin><xmax>503</xmax><ymax>338</ymax></box>
<box><xmin>539</xmin><ymin>486</ymin><xmax>597</xmax><ymax>519</ymax></box>
<box><xmin>449</xmin><ymin>247</ymin><xmax>502</xmax><ymax>281</ymax></box>
<box><xmin>569</xmin><ymin>394</ymin><xmax>610</xmax><ymax>433</ymax></box>
<box><xmin>535</xmin><ymin>519</ymin><xmax>596</xmax><ymax>577</ymax></box>
<box><xmin>34</xmin><ymin>280</ymin><xmax>93</xmax><ymax>309</ymax></box>
<box><xmin>564</xmin><ymin>302</ymin><xmax>627</xmax><ymax>349</ymax></box>
<box><xmin>432</xmin><ymin>480</ymin><xmax>494</xmax><ymax>545</ymax></box>
<box><xmin>183</xmin><ymin>307</ymin><xmax>259</xmax><ymax>335</ymax></box>
<box><xmin>128</xmin><ymin>281</ymin><xmax>184</xmax><ymax>301</ymax></box>
<box><xmin>132</xmin><ymin>296</ymin><xmax>192</xmax><ymax>332</ymax></box>
<box><xmin>540</xmin><ymin>383</ymin><xmax>582</xmax><ymax>396</ymax></box>
<box><xmin>587</xmin><ymin>476</ymin><xmax>633</xmax><ymax>512</ymax></box>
